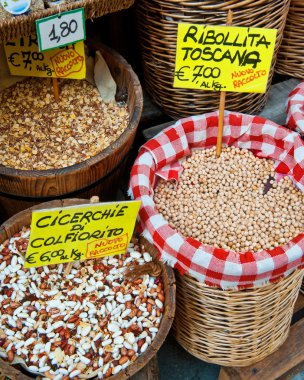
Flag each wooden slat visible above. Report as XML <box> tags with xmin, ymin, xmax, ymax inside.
<box><xmin>218</xmin><ymin>315</ymin><xmax>304</xmax><ymax>380</ymax></box>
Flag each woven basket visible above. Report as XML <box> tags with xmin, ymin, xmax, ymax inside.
<box><xmin>129</xmin><ymin>112</ymin><xmax>304</xmax><ymax>366</ymax></box>
<box><xmin>136</xmin><ymin>0</ymin><xmax>291</xmax><ymax>119</ymax></box>
<box><xmin>0</xmin><ymin>0</ymin><xmax>134</xmax><ymax>43</ymax></box>
<box><xmin>173</xmin><ymin>269</ymin><xmax>303</xmax><ymax>367</ymax></box>
<box><xmin>0</xmin><ymin>199</ymin><xmax>176</xmax><ymax>380</ymax></box>
<box><xmin>276</xmin><ymin>0</ymin><xmax>304</xmax><ymax>78</ymax></box>
<box><xmin>301</xmin><ymin>281</ymin><xmax>304</xmax><ymax>295</ymax></box>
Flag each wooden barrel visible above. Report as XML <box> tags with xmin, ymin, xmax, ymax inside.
<box><xmin>0</xmin><ymin>42</ymin><xmax>143</xmax><ymax>222</ymax></box>
<box><xmin>0</xmin><ymin>199</ymin><xmax>175</xmax><ymax>380</ymax></box>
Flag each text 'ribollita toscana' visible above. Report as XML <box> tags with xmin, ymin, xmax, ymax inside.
<box><xmin>174</xmin><ymin>24</ymin><xmax>277</xmax><ymax>93</ymax></box>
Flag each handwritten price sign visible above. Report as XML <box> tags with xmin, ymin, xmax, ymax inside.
<box><xmin>174</xmin><ymin>24</ymin><xmax>277</xmax><ymax>93</ymax></box>
<box><xmin>5</xmin><ymin>34</ymin><xmax>86</xmax><ymax>79</ymax></box>
<box><xmin>36</xmin><ymin>8</ymin><xmax>86</xmax><ymax>52</ymax></box>
<box><xmin>24</xmin><ymin>201</ymin><xmax>141</xmax><ymax>268</ymax></box>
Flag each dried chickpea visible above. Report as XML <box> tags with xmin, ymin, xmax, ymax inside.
<box><xmin>154</xmin><ymin>146</ymin><xmax>304</xmax><ymax>252</ymax></box>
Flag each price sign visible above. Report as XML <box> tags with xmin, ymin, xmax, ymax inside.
<box><xmin>36</xmin><ymin>8</ymin><xmax>86</xmax><ymax>52</ymax></box>
<box><xmin>5</xmin><ymin>34</ymin><xmax>86</xmax><ymax>79</ymax></box>
<box><xmin>174</xmin><ymin>23</ymin><xmax>277</xmax><ymax>93</ymax></box>
<box><xmin>24</xmin><ymin>201</ymin><xmax>141</xmax><ymax>268</ymax></box>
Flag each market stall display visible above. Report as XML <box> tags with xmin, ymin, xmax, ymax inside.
<box><xmin>286</xmin><ymin>81</ymin><xmax>304</xmax><ymax>136</ymax></box>
<box><xmin>276</xmin><ymin>0</ymin><xmax>304</xmax><ymax>79</ymax></box>
<box><xmin>136</xmin><ymin>0</ymin><xmax>290</xmax><ymax>118</ymax></box>
<box><xmin>129</xmin><ymin>111</ymin><xmax>304</xmax><ymax>365</ymax></box>
<box><xmin>0</xmin><ymin>42</ymin><xmax>143</xmax><ymax>220</ymax></box>
<box><xmin>0</xmin><ymin>199</ymin><xmax>176</xmax><ymax>379</ymax></box>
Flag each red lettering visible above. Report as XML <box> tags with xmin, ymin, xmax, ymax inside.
<box><xmin>233</xmin><ymin>69</ymin><xmax>267</xmax><ymax>88</ymax></box>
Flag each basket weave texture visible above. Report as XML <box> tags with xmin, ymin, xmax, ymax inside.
<box><xmin>0</xmin><ymin>0</ymin><xmax>134</xmax><ymax>43</ymax></box>
<box><xmin>173</xmin><ymin>269</ymin><xmax>304</xmax><ymax>367</ymax></box>
<box><xmin>136</xmin><ymin>0</ymin><xmax>290</xmax><ymax>119</ymax></box>
<box><xmin>276</xmin><ymin>0</ymin><xmax>304</xmax><ymax>79</ymax></box>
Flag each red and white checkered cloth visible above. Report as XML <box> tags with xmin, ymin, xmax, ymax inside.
<box><xmin>129</xmin><ymin>111</ymin><xmax>304</xmax><ymax>289</ymax></box>
<box><xmin>286</xmin><ymin>81</ymin><xmax>304</xmax><ymax>135</ymax></box>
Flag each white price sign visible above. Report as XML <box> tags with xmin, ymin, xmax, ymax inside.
<box><xmin>36</xmin><ymin>8</ymin><xmax>86</xmax><ymax>52</ymax></box>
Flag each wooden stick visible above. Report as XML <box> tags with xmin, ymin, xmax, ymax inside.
<box><xmin>216</xmin><ymin>91</ymin><xmax>226</xmax><ymax>157</ymax></box>
<box><xmin>216</xmin><ymin>9</ymin><xmax>233</xmax><ymax>158</ymax></box>
<box><xmin>52</xmin><ymin>78</ymin><xmax>59</xmax><ymax>102</ymax></box>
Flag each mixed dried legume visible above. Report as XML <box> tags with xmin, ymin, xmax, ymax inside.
<box><xmin>0</xmin><ymin>78</ymin><xmax>129</xmax><ymax>170</ymax></box>
<box><xmin>0</xmin><ymin>229</ymin><xmax>164</xmax><ymax>379</ymax></box>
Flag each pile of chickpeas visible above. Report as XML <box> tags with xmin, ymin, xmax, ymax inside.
<box><xmin>154</xmin><ymin>146</ymin><xmax>304</xmax><ymax>252</ymax></box>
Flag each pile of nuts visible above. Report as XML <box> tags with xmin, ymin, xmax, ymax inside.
<box><xmin>0</xmin><ymin>78</ymin><xmax>129</xmax><ymax>170</ymax></box>
<box><xmin>0</xmin><ymin>229</ymin><xmax>164</xmax><ymax>379</ymax></box>
<box><xmin>154</xmin><ymin>146</ymin><xmax>304</xmax><ymax>252</ymax></box>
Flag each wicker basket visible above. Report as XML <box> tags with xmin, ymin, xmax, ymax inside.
<box><xmin>301</xmin><ymin>281</ymin><xmax>304</xmax><ymax>295</ymax></box>
<box><xmin>0</xmin><ymin>0</ymin><xmax>134</xmax><ymax>43</ymax></box>
<box><xmin>136</xmin><ymin>0</ymin><xmax>291</xmax><ymax>119</ymax></box>
<box><xmin>173</xmin><ymin>270</ymin><xmax>303</xmax><ymax>367</ymax></box>
<box><xmin>0</xmin><ymin>199</ymin><xmax>176</xmax><ymax>380</ymax></box>
<box><xmin>129</xmin><ymin>112</ymin><xmax>304</xmax><ymax>366</ymax></box>
<box><xmin>276</xmin><ymin>0</ymin><xmax>304</xmax><ymax>78</ymax></box>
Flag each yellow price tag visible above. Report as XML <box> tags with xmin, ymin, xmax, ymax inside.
<box><xmin>174</xmin><ymin>24</ymin><xmax>277</xmax><ymax>93</ymax></box>
<box><xmin>5</xmin><ymin>34</ymin><xmax>86</xmax><ymax>79</ymax></box>
<box><xmin>24</xmin><ymin>201</ymin><xmax>141</xmax><ymax>268</ymax></box>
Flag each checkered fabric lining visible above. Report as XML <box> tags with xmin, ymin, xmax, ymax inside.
<box><xmin>286</xmin><ymin>81</ymin><xmax>304</xmax><ymax>135</ymax></box>
<box><xmin>129</xmin><ymin>111</ymin><xmax>304</xmax><ymax>289</ymax></box>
